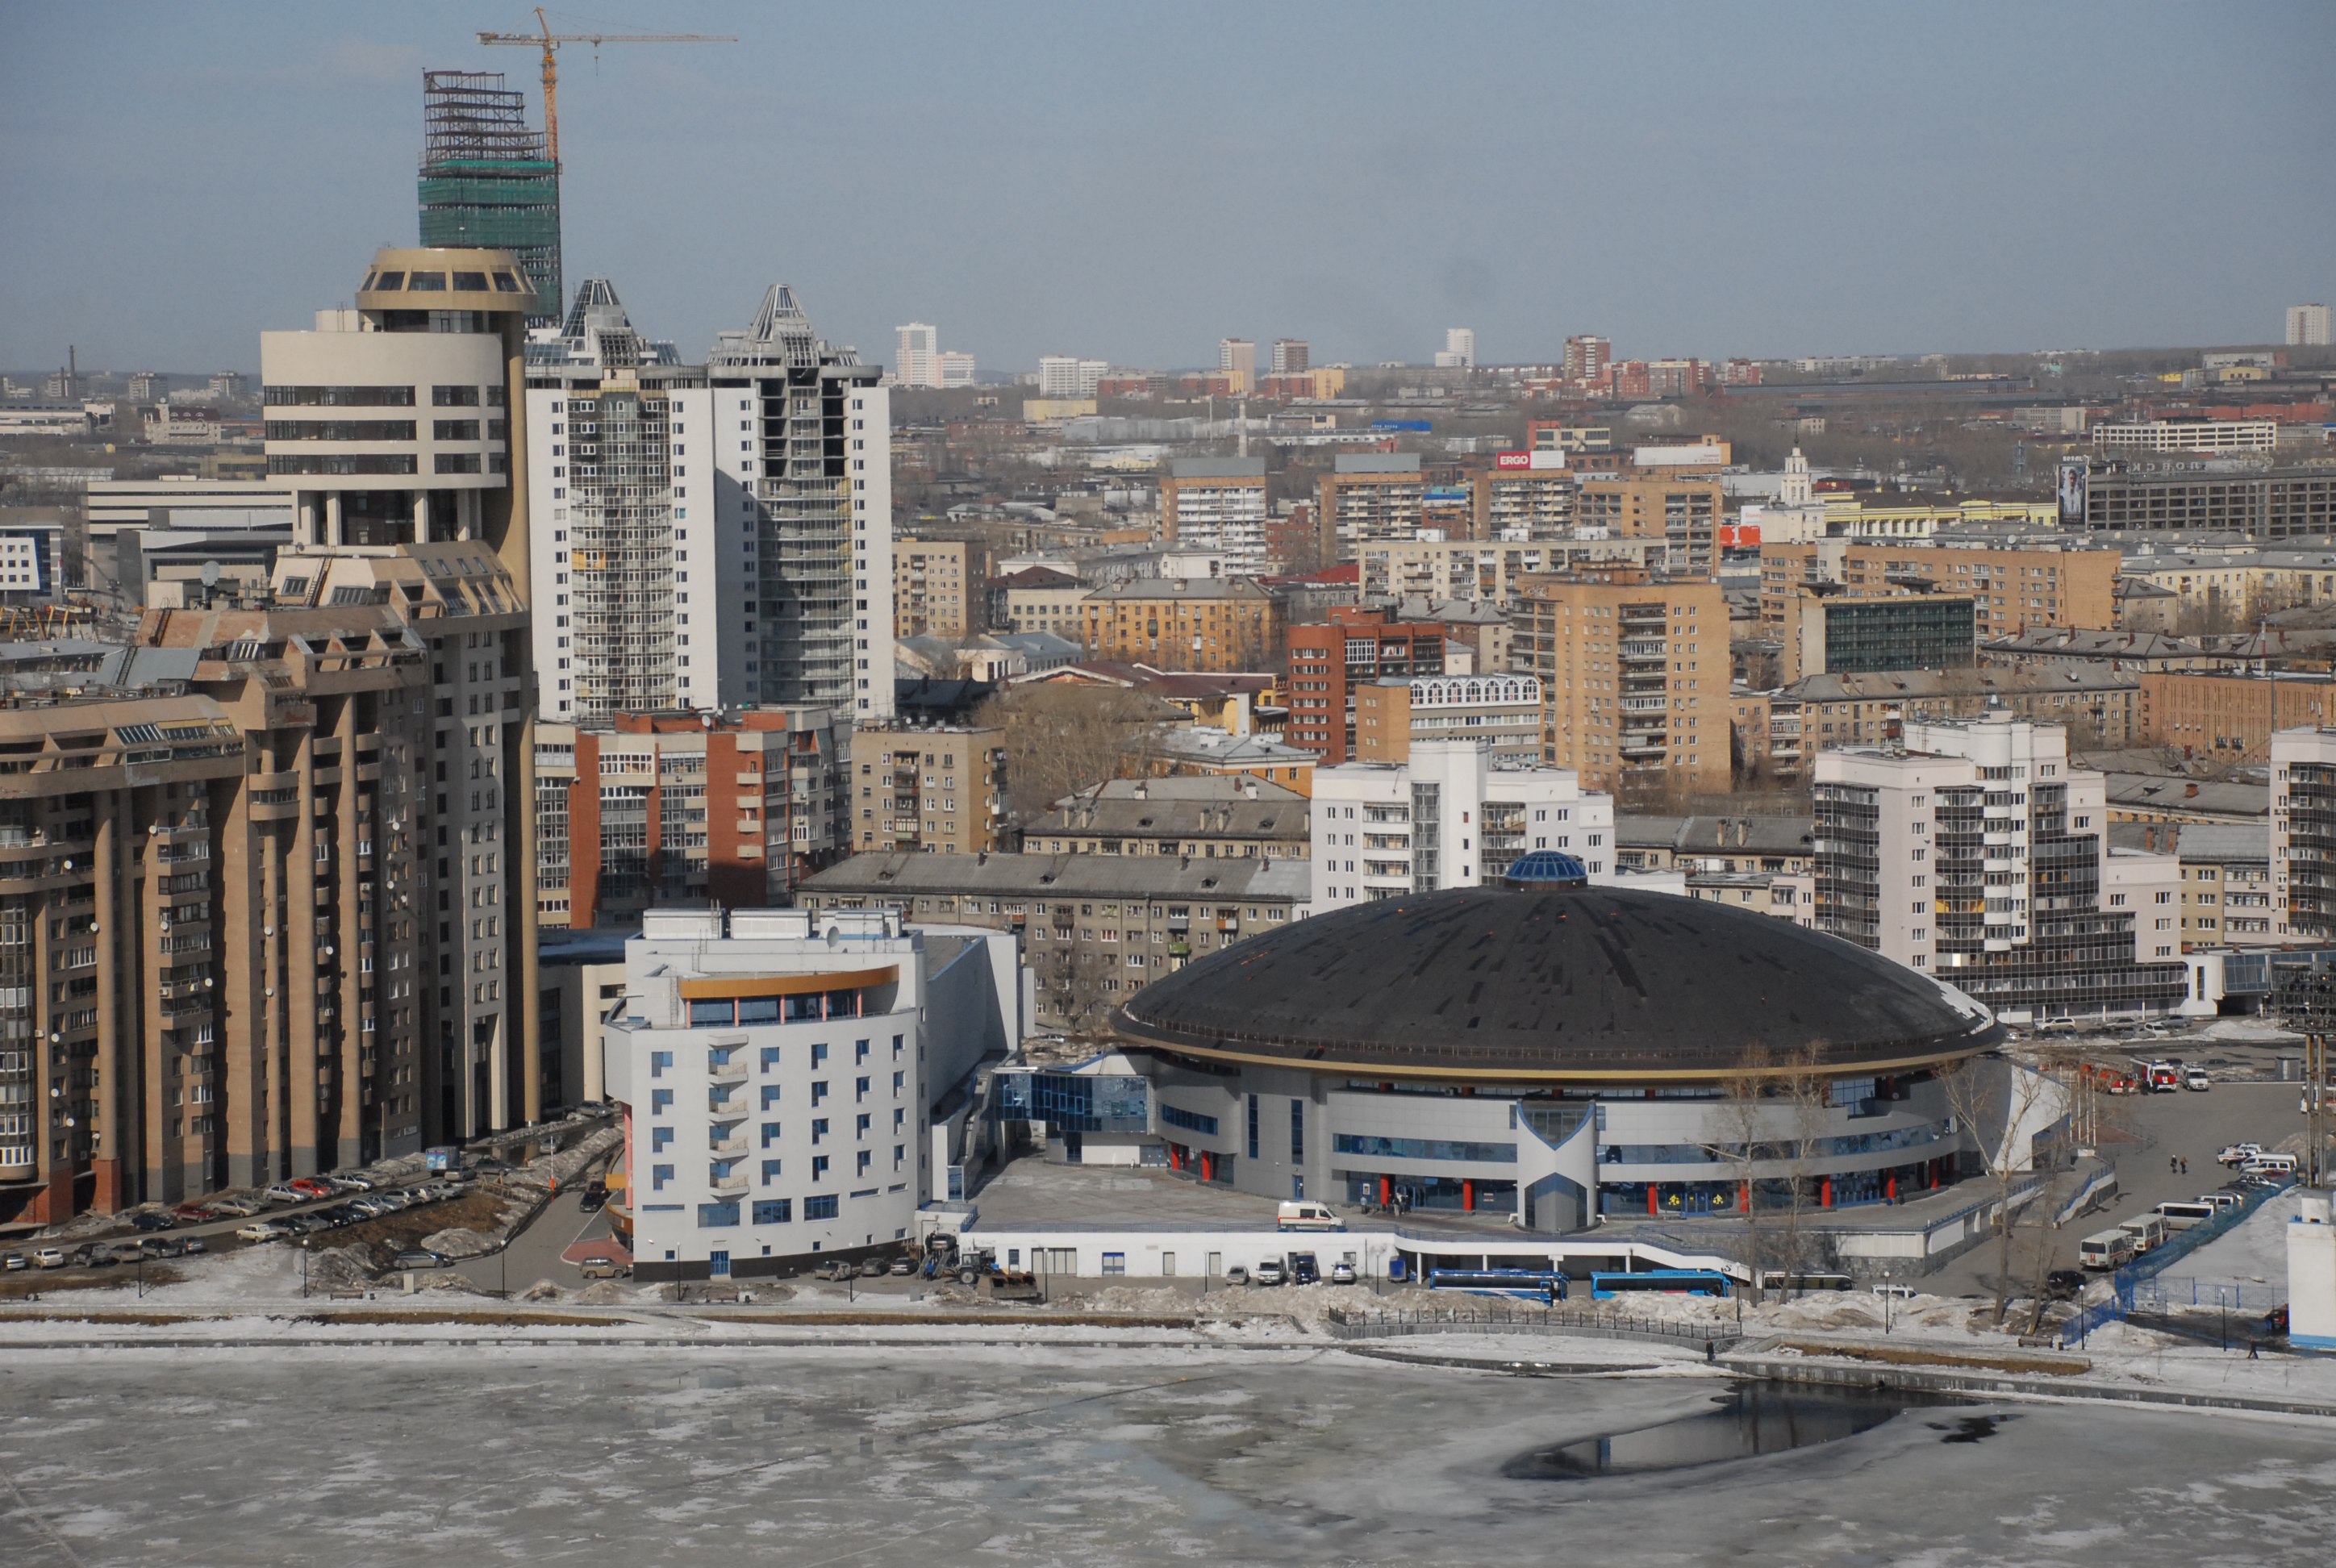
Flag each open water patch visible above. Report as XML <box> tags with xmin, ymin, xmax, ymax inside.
<box><xmin>1503</xmin><ymin>1382</ymin><xmax>2005</xmax><ymax>1479</ymax></box>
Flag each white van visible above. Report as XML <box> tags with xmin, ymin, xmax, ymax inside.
<box><xmin>1276</xmin><ymin>1201</ymin><xmax>1344</xmax><ymax>1232</ymax></box>
<box><xmin>2118</xmin><ymin>1215</ymin><xmax>2168</xmax><ymax>1253</ymax></box>
<box><xmin>2242</xmin><ymin>1153</ymin><xmax>2298</xmax><ymax>1177</ymax></box>
<box><xmin>2155</xmin><ymin>1200</ymin><xmax>2216</xmax><ymax>1231</ymax></box>
<box><xmin>2078</xmin><ymin>1228</ymin><xmax>2137</xmax><ymax>1270</ymax></box>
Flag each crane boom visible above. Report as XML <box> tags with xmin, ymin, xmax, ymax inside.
<box><xmin>478</xmin><ymin>7</ymin><xmax>733</xmax><ymax>164</ymax></box>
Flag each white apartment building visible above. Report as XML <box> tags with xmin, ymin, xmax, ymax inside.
<box><xmin>2288</xmin><ymin>304</ymin><xmax>2332</xmax><ymax>348</ymax></box>
<box><xmin>603</xmin><ymin>907</ymin><xmax>1020</xmax><ymax>1282</ymax></box>
<box><xmin>895</xmin><ymin>323</ymin><xmax>939</xmax><ymax>389</ymax></box>
<box><xmin>1813</xmin><ymin>712</ymin><xmax>2186</xmax><ymax>1020</ymax></box>
<box><xmin>1310</xmin><ymin>740</ymin><xmax>1615</xmax><ymax>911</ymax></box>
<box><xmin>2271</xmin><ymin>726</ymin><xmax>2336</xmax><ymax>938</ymax></box>
<box><xmin>1037</xmin><ymin>357</ymin><xmax>1108</xmax><ymax>398</ymax></box>
<box><xmin>937</xmin><ymin>351</ymin><xmax>978</xmax><ymax>389</ymax></box>
<box><xmin>1159</xmin><ymin>457</ymin><xmax>1267</xmax><ymax>577</ymax></box>
<box><xmin>1435</xmin><ymin>327</ymin><xmax>1476</xmax><ymax>369</ymax></box>
<box><xmin>527</xmin><ymin>281</ymin><xmax>894</xmax><ymax>724</ymax></box>
<box><xmin>2092</xmin><ymin>419</ymin><xmax>2279</xmax><ymax>454</ymax></box>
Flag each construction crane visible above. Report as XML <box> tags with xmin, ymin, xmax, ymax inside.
<box><xmin>478</xmin><ymin>7</ymin><xmax>733</xmax><ymax>165</ymax></box>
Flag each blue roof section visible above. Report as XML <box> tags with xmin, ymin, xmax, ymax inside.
<box><xmin>1503</xmin><ymin>850</ymin><xmax>1589</xmax><ymax>887</ymax></box>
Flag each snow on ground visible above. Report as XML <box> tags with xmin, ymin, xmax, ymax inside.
<box><xmin>2178</xmin><ymin>1188</ymin><xmax>2301</xmax><ymax>1287</ymax></box>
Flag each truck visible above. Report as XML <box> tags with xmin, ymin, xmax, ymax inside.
<box><xmin>2131</xmin><ymin>1059</ymin><xmax>2181</xmax><ymax>1094</ymax></box>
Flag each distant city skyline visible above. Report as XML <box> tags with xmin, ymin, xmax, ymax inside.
<box><xmin>2</xmin><ymin>1</ymin><xmax>2331</xmax><ymax>373</ymax></box>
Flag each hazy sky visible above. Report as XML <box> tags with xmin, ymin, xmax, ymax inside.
<box><xmin>5</xmin><ymin>2</ymin><xmax>2332</xmax><ymax>377</ymax></box>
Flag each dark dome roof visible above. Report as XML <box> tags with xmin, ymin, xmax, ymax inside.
<box><xmin>1114</xmin><ymin>885</ymin><xmax>1998</xmax><ymax>1079</ymax></box>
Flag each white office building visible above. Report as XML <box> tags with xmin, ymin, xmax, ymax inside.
<box><xmin>937</xmin><ymin>351</ymin><xmax>978</xmax><ymax>388</ymax></box>
<box><xmin>1037</xmin><ymin>357</ymin><xmax>1108</xmax><ymax>398</ymax></box>
<box><xmin>2288</xmin><ymin>304</ymin><xmax>2332</xmax><ymax>348</ymax></box>
<box><xmin>524</xmin><ymin>279</ymin><xmax>893</xmax><ymax>723</ymax></box>
<box><xmin>895</xmin><ymin>323</ymin><xmax>939</xmax><ymax>389</ymax></box>
<box><xmin>1813</xmin><ymin>712</ymin><xmax>2186</xmax><ymax>1020</ymax></box>
<box><xmin>603</xmin><ymin>907</ymin><xmax>1020</xmax><ymax>1282</ymax></box>
<box><xmin>1310</xmin><ymin>739</ymin><xmax>1615</xmax><ymax>911</ymax></box>
<box><xmin>1434</xmin><ymin>327</ymin><xmax>1476</xmax><ymax>369</ymax></box>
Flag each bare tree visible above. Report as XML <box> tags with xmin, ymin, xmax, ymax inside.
<box><xmin>974</xmin><ymin>683</ymin><xmax>1167</xmax><ymax>828</ymax></box>
<box><xmin>1777</xmin><ymin>1044</ymin><xmax>1832</xmax><ymax>1279</ymax></box>
<box><xmin>1940</xmin><ymin>1053</ymin><xmax>2063</xmax><ymax>1324</ymax></box>
<box><xmin>1699</xmin><ymin>1044</ymin><xmax>1777</xmax><ymax>1303</ymax></box>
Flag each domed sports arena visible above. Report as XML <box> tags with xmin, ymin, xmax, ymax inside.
<box><xmin>1112</xmin><ymin>854</ymin><xmax>2004</xmax><ymax>1230</ymax></box>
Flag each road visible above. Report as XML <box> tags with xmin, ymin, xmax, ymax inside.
<box><xmin>443</xmin><ymin>1186</ymin><xmax>613</xmax><ymax>1295</ymax></box>
<box><xmin>1926</xmin><ymin>1078</ymin><xmax>2299</xmax><ymax>1299</ymax></box>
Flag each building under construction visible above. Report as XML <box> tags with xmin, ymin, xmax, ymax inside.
<box><xmin>418</xmin><ymin>70</ymin><xmax>561</xmax><ymax>325</ymax></box>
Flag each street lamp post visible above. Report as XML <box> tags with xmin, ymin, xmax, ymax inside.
<box><xmin>1883</xmin><ymin>1269</ymin><xmax>1894</xmax><ymax>1334</ymax></box>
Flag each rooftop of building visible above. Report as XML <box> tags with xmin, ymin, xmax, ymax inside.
<box><xmin>1980</xmin><ymin>628</ymin><xmax>2216</xmax><ymax>658</ymax></box>
<box><xmin>1617</xmin><ymin>814</ymin><xmax>1817</xmax><ymax>857</ymax></box>
<box><xmin>1151</xmin><ymin>727</ymin><xmax>1316</xmax><ymax>766</ymax></box>
<box><xmin>1030</xmin><ymin>786</ymin><xmax>1309</xmax><ymax>842</ymax></box>
<box><xmin>1082</xmin><ymin>577</ymin><xmax>1274</xmax><ymax>603</ymax></box>
<box><xmin>2100</xmin><ymin>774</ymin><xmax>2269</xmax><ymax>819</ymax></box>
<box><xmin>1780</xmin><ymin>665</ymin><xmax>2141</xmax><ymax>701</ymax></box>
<box><xmin>800</xmin><ymin>851</ymin><xmax>1310</xmax><ymax>901</ymax></box>
<box><xmin>1112</xmin><ymin>883</ymin><xmax>1999</xmax><ymax>1079</ymax></box>
<box><xmin>994</xmin><ymin>565</ymin><xmax>1083</xmax><ymax>590</ymax></box>
<box><xmin>2106</xmin><ymin>820</ymin><xmax>2270</xmax><ymax>861</ymax></box>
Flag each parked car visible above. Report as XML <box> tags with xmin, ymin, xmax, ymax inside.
<box><xmin>1287</xmin><ymin>1252</ymin><xmax>1320</xmax><ymax>1286</ymax></box>
<box><xmin>2265</xmin><ymin>1304</ymin><xmax>2292</xmax><ymax>1337</ymax></box>
<box><xmin>889</xmin><ymin>1258</ymin><xmax>916</xmax><ymax>1275</ymax></box>
<box><xmin>578</xmin><ymin>1256</ymin><xmax>630</xmax><ymax>1280</ymax></box>
<box><xmin>815</xmin><ymin>1259</ymin><xmax>855</xmax><ymax>1282</ymax></box>
<box><xmin>348</xmin><ymin>1197</ymin><xmax>390</xmax><ymax>1219</ymax></box>
<box><xmin>328</xmin><ymin>1174</ymin><xmax>376</xmax><ymax>1192</ymax></box>
<box><xmin>1223</xmin><ymin>1265</ymin><xmax>1250</xmax><ymax>1287</ymax></box>
<box><xmin>235</xmin><ymin>1222</ymin><xmax>288</xmax><ymax>1243</ymax></box>
<box><xmin>579</xmin><ymin>1187</ymin><xmax>610</xmax><ymax>1213</ymax></box>
<box><xmin>1253</xmin><ymin>1259</ymin><xmax>1287</xmax><ymax>1287</ymax></box>
<box><xmin>1329</xmin><ymin>1261</ymin><xmax>1358</xmax><ymax>1286</ymax></box>
<box><xmin>857</xmin><ymin>1257</ymin><xmax>887</xmax><ymax>1278</ymax></box>
<box><xmin>139</xmin><ymin>1236</ymin><xmax>185</xmax><ymax>1259</ymax></box>
<box><xmin>392</xmin><ymin>1249</ymin><xmax>444</xmax><ymax>1270</ymax></box>
<box><xmin>131</xmin><ymin>1210</ymin><xmax>176</xmax><ymax>1232</ymax></box>
<box><xmin>172</xmin><ymin>1202</ymin><xmax>215</xmax><ymax>1223</ymax></box>
<box><xmin>2184</xmin><ymin>1069</ymin><xmax>2212</xmax><ymax>1091</ymax></box>
<box><xmin>290</xmin><ymin>1178</ymin><xmax>337</xmax><ymax>1200</ymax></box>
<box><xmin>1871</xmin><ymin>1282</ymin><xmax>1916</xmax><ymax>1299</ymax></box>
<box><xmin>181</xmin><ymin>1236</ymin><xmax>206</xmax><ymax>1256</ymax></box>
<box><xmin>69</xmin><ymin>1244</ymin><xmax>115</xmax><ymax>1268</ymax></box>
<box><xmin>264</xmin><ymin>1184</ymin><xmax>309</xmax><ymax>1205</ymax></box>
<box><xmin>31</xmin><ymin>1247</ymin><xmax>67</xmax><ymax>1270</ymax></box>
<box><xmin>212</xmin><ymin>1195</ymin><xmax>267</xmax><ymax>1218</ymax></box>
<box><xmin>2219</xmin><ymin>1142</ymin><xmax>2264</xmax><ymax>1166</ymax></box>
<box><xmin>2043</xmin><ymin>1269</ymin><xmax>2087</xmax><ymax>1300</ymax></box>
<box><xmin>2</xmin><ymin>1250</ymin><xmax>26</xmax><ymax>1272</ymax></box>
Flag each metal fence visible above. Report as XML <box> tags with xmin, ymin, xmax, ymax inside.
<box><xmin>2060</xmin><ymin>1178</ymin><xmax>2290</xmax><ymax>1346</ymax></box>
<box><xmin>1324</xmin><ymin>1303</ymin><xmax>1737</xmax><ymax>1347</ymax></box>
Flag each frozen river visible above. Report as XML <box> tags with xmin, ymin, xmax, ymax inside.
<box><xmin>6</xmin><ymin>1345</ymin><xmax>2335</xmax><ymax>1566</ymax></box>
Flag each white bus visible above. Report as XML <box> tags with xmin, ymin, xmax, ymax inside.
<box><xmin>2079</xmin><ymin>1228</ymin><xmax>2138</xmax><ymax>1270</ymax></box>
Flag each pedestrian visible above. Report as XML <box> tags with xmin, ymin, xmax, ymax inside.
<box><xmin>1705</xmin><ymin>1341</ymin><xmax>1717</xmax><ymax>1365</ymax></box>
<box><xmin>2248</xmin><ymin>1340</ymin><xmax>2260</xmax><ymax>1361</ymax></box>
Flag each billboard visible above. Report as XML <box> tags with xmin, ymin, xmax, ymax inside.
<box><xmin>2057</xmin><ymin>458</ymin><xmax>2089</xmax><ymax>523</ymax></box>
<box><xmin>1494</xmin><ymin>450</ymin><xmax>1567</xmax><ymax>471</ymax></box>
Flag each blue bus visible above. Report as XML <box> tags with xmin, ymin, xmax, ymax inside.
<box><xmin>1589</xmin><ymin>1269</ymin><xmax>1732</xmax><ymax>1300</ymax></box>
<box><xmin>1428</xmin><ymin>1268</ymin><xmax>1566</xmax><ymax>1300</ymax></box>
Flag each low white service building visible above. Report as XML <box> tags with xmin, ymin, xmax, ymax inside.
<box><xmin>604</xmin><ymin>907</ymin><xmax>1019</xmax><ymax>1282</ymax></box>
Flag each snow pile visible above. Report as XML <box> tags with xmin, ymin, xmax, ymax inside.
<box><xmin>419</xmin><ymin>1227</ymin><xmax>495</xmax><ymax>1259</ymax></box>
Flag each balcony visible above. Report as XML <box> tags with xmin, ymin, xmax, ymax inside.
<box><xmin>707</xmin><ymin>1054</ymin><xmax>747</xmax><ymax>1085</ymax></box>
<box><xmin>709</xmin><ymin>1132</ymin><xmax>749</xmax><ymax>1157</ymax></box>
<box><xmin>707</xmin><ymin>1172</ymin><xmax>749</xmax><ymax>1198</ymax></box>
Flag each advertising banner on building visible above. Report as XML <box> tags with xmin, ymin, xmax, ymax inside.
<box><xmin>2058</xmin><ymin>458</ymin><xmax>2089</xmax><ymax>523</ymax></box>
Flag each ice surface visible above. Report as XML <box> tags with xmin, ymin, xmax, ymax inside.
<box><xmin>2</xmin><ymin>1346</ymin><xmax>2334</xmax><ymax>1565</ymax></box>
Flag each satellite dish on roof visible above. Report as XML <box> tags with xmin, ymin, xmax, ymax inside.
<box><xmin>202</xmin><ymin>560</ymin><xmax>221</xmax><ymax>587</ymax></box>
